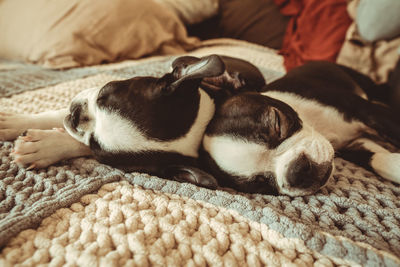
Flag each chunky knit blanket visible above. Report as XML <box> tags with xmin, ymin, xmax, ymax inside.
<box><xmin>0</xmin><ymin>39</ymin><xmax>399</xmax><ymax>266</ymax></box>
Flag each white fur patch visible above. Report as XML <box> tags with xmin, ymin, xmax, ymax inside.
<box><xmin>64</xmin><ymin>87</ymin><xmax>99</xmax><ymax>145</ymax></box>
<box><xmin>371</xmin><ymin>153</ymin><xmax>400</xmax><ymax>184</ymax></box>
<box><xmin>203</xmin><ymin>135</ymin><xmax>275</xmax><ymax>178</ymax></box>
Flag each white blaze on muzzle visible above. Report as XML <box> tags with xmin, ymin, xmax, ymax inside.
<box><xmin>64</xmin><ymin>87</ymin><xmax>100</xmax><ymax>145</ymax></box>
<box><xmin>274</xmin><ymin>124</ymin><xmax>335</xmax><ymax>195</ymax></box>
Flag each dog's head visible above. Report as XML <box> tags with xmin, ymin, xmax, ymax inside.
<box><xmin>63</xmin><ymin>55</ymin><xmax>231</xmax><ymax>188</ymax></box>
<box><xmin>202</xmin><ymin>92</ymin><xmax>334</xmax><ymax>196</ymax></box>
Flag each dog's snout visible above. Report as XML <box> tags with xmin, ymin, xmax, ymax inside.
<box><xmin>287</xmin><ymin>154</ymin><xmax>313</xmax><ymax>188</ymax></box>
<box><xmin>287</xmin><ymin>154</ymin><xmax>333</xmax><ymax>189</ymax></box>
<box><xmin>319</xmin><ymin>163</ymin><xmax>333</xmax><ymax>186</ymax></box>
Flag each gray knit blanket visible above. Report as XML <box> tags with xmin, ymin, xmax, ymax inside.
<box><xmin>0</xmin><ymin>39</ymin><xmax>399</xmax><ymax>266</ymax></box>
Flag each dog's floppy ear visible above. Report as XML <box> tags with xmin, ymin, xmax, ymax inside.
<box><xmin>172</xmin><ymin>55</ymin><xmax>202</xmax><ymax>70</ymax></box>
<box><xmin>162</xmin><ymin>165</ymin><xmax>218</xmax><ymax>189</ymax></box>
<box><xmin>168</xmin><ymin>54</ymin><xmax>226</xmax><ymax>92</ymax></box>
<box><xmin>173</xmin><ymin>55</ymin><xmax>266</xmax><ymax>100</ymax></box>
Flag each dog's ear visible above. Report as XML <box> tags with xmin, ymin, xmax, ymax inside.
<box><xmin>173</xmin><ymin>55</ymin><xmax>266</xmax><ymax>100</ymax></box>
<box><xmin>172</xmin><ymin>56</ymin><xmax>202</xmax><ymax>70</ymax></box>
<box><xmin>162</xmin><ymin>165</ymin><xmax>218</xmax><ymax>189</ymax></box>
<box><xmin>167</xmin><ymin>54</ymin><xmax>226</xmax><ymax>92</ymax></box>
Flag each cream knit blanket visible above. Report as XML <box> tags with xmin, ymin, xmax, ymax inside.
<box><xmin>0</xmin><ymin>39</ymin><xmax>399</xmax><ymax>266</ymax></box>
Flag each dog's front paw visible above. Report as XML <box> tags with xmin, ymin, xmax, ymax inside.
<box><xmin>11</xmin><ymin>128</ymin><xmax>92</xmax><ymax>169</ymax></box>
<box><xmin>0</xmin><ymin>112</ymin><xmax>32</xmax><ymax>141</ymax></box>
<box><xmin>11</xmin><ymin>129</ymin><xmax>70</xmax><ymax>169</ymax></box>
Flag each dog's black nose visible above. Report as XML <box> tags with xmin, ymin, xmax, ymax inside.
<box><xmin>287</xmin><ymin>154</ymin><xmax>332</xmax><ymax>189</ymax></box>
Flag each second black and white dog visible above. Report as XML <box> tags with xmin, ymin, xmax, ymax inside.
<box><xmin>1</xmin><ymin>56</ymin><xmax>399</xmax><ymax>197</ymax></box>
<box><xmin>201</xmin><ymin>61</ymin><xmax>400</xmax><ymax>196</ymax></box>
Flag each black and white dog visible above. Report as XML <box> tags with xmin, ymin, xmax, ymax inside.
<box><xmin>201</xmin><ymin>61</ymin><xmax>400</xmax><ymax>196</ymax></box>
<box><xmin>1</xmin><ymin>56</ymin><xmax>399</xmax><ymax>197</ymax></box>
<box><xmin>0</xmin><ymin>55</ymin><xmax>264</xmax><ymax>189</ymax></box>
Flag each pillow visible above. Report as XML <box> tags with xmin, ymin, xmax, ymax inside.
<box><xmin>337</xmin><ymin>0</ymin><xmax>400</xmax><ymax>84</ymax></box>
<box><xmin>356</xmin><ymin>0</ymin><xmax>400</xmax><ymax>42</ymax></box>
<box><xmin>0</xmin><ymin>0</ymin><xmax>199</xmax><ymax>68</ymax></box>
<box><xmin>154</xmin><ymin>0</ymin><xmax>219</xmax><ymax>25</ymax></box>
<box><xmin>217</xmin><ymin>0</ymin><xmax>290</xmax><ymax>49</ymax></box>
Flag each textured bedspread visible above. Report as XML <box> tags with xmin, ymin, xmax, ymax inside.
<box><xmin>0</xmin><ymin>39</ymin><xmax>399</xmax><ymax>266</ymax></box>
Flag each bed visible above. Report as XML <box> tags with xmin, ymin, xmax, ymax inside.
<box><xmin>0</xmin><ymin>38</ymin><xmax>399</xmax><ymax>266</ymax></box>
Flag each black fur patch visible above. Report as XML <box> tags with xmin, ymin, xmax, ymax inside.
<box><xmin>205</xmin><ymin>92</ymin><xmax>302</xmax><ymax>149</ymax></box>
<box><xmin>337</xmin><ymin>139</ymin><xmax>378</xmax><ymax>172</ymax></box>
<box><xmin>96</xmin><ymin>75</ymin><xmax>201</xmax><ymax>141</ymax></box>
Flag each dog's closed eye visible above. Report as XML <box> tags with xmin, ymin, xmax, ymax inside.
<box><xmin>272</xmin><ymin>108</ymin><xmax>281</xmax><ymax>137</ymax></box>
<box><xmin>264</xmin><ymin>107</ymin><xmax>285</xmax><ymax>139</ymax></box>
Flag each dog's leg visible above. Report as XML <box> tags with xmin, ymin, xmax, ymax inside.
<box><xmin>12</xmin><ymin>128</ymin><xmax>92</xmax><ymax>169</ymax></box>
<box><xmin>338</xmin><ymin>138</ymin><xmax>400</xmax><ymax>184</ymax></box>
<box><xmin>0</xmin><ymin>109</ymin><xmax>68</xmax><ymax>141</ymax></box>
<box><xmin>0</xmin><ymin>109</ymin><xmax>92</xmax><ymax>169</ymax></box>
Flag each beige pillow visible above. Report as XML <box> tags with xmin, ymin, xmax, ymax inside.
<box><xmin>0</xmin><ymin>0</ymin><xmax>199</xmax><ymax>68</ymax></box>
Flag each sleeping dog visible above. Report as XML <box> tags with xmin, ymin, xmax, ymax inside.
<box><xmin>0</xmin><ymin>55</ymin><xmax>264</xmax><ymax>189</ymax></box>
<box><xmin>1</xmin><ymin>56</ymin><xmax>399</xmax><ymax>197</ymax></box>
<box><xmin>201</xmin><ymin>61</ymin><xmax>400</xmax><ymax>196</ymax></box>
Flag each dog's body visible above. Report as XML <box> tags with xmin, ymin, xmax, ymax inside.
<box><xmin>1</xmin><ymin>57</ymin><xmax>399</xmax><ymax>197</ymax></box>
<box><xmin>202</xmin><ymin>61</ymin><xmax>400</xmax><ymax>196</ymax></box>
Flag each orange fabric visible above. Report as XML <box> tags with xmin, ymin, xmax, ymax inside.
<box><xmin>274</xmin><ymin>0</ymin><xmax>352</xmax><ymax>71</ymax></box>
